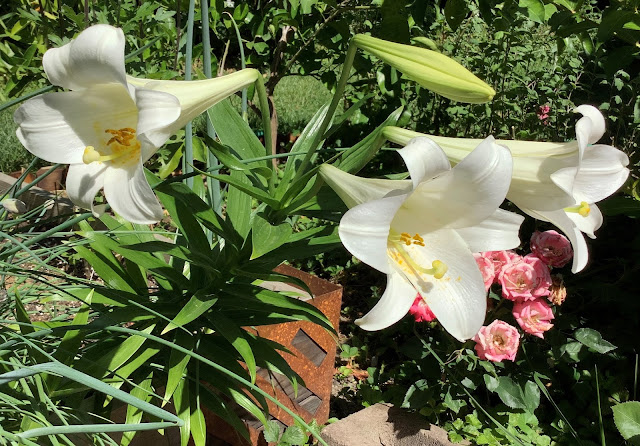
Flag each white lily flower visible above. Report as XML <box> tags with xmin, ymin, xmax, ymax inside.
<box><xmin>320</xmin><ymin>137</ymin><xmax>524</xmax><ymax>341</ymax></box>
<box><xmin>383</xmin><ymin>106</ymin><xmax>629</xmax><ymax>273</ymax></box>
<box><xmin>14</xmin><ymin>24</ymin><xmax>259</xmax><ymax>224</ymax></box>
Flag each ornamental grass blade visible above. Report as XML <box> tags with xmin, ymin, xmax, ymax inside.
<box><xmin>0</xmin><ymin>362</ymin><xmax>181</xmax><ymax>441</ymax></box>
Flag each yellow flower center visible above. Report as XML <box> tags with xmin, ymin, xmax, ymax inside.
<box><xmin>83</xmin><ymin>127</ymin><xmax>141</xmax><ymax>167</ymax></box>
<box><xmin>388</xmin><ymin>231</ymin><xmax>448</xmax><ymax>279</ymax></box>
<box><xmin>564</xmin><ymin>201</ymin><xmax>590</xmax><ymax>217</ymax></box>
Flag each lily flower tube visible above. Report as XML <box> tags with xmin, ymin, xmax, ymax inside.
<box><xmin>14</xmin><ymin>24</ymin><xmax>259</xmax><ymax>224</ymax></box>
<box><xmin>383</xmin><ymin>106</ymin><xmax>629</xmax><ymax>273</ymax></box>
<box><xmin>320</xmin><ymin>137</ymin><xmax>523</xmax><ymax>341</ymax></box>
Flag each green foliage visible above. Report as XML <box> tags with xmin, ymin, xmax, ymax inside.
<box><xmin>613</xmin><ymin>401</ymin><xmax>640</xmax><ymax>445</ymax></box>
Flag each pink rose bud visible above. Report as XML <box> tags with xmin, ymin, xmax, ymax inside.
<box><xmin>513</xmin><ymin>298</ymin><xmax>555</xmax><ymax>338</ymax></box>
<box><xmin>473</xmin><ymin>253</ymin><xmax>495</xmax><ymax>292</ymax></box>
<box><xmin>499</xmin><ymin>254</ymin><xmax>552</xmax><ymax>301</ymax></box>
<box><xmin>482</xmin><ymin>250</ymin><xmax>521</xmax><ymax>283</ymax></box>
<box><xmin>473</xmin><ymin>320</ymin><xmax>520</xmax><ymax>362</ymax></box>
<box><xmin>530</xmin><ymin>230</ymin><xmax>573</xmax><ymax>268</ymax></box>
<box><xmin>408</xmin><ymin>293</ymin><xmax>436</xmax><ymax>322</ymax></box>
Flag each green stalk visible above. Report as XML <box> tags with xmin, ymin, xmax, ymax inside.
<box><xmin>294</xmin><ymin>40</ymin><xmax>357</xmax><ymax>178</ymax></box>
<box><xmin>0</xmin><ymin>212</ymin><xmax>93</xmax><ymax>259</ymax></box>
<box><xmin>14</xmin><ymin>164</ymin><xmax>63</xmax><ymax>198</ymax></box>
<box><xmin>183</xmin><ymin>0</ymin><xmax>196</xmax><ymax>189</ymax></box>
<box><xmin>254</xmin><ymin>77</ymin><xmax>275</xmax><ymax>193</ymax></box>
<box><xmin>225</xmin><ymin>13</ymin><xmax>248</xmax><ymax>119</ymax></box>
<box><xmin>201</xmin><ymin>0</ymin><xmax>221</xmax><ymax>215</ymax></box>
<box><xmin>595</xmin><ymin>365</ymin><xmax>606</xmax><ymax>446</ymax></box>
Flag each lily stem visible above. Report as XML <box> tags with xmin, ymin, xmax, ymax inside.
<box><xmin>254</xmin><ymin>77</ymin><xmax>275</xmax><ymax>194</ymax></box>
<box><xmin>182</xmin><ymin>0</ymin><xmax>196</xmax><ymax>190</ymax></box>
<box><xmin>294</xmin><ymin>40</ymin><xmax>357</xmax><ymax>179</ymax></box>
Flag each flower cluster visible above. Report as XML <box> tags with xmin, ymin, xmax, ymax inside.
<box><xmin>537</xmin><ymin>104</ymin><xmax>550</xmax><ymax>123</ymax></box>
<box><xmin>471</xmin><ymin>230</ymin><xmax>573</xmax><ymax>361</ymax></box>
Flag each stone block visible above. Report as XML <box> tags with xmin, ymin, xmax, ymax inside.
<box><xmin>321</xmin><ymin>403</ymin><xmax>455</xmax><ymax>446</ymax></box>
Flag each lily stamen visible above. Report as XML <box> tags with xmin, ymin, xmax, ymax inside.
<box><xmin>83</xmin><ymin>145</ymin><xmax>127</xmax><ymax>164</ymax></box>
<box><xmin>392</xmin><ymin>243</ymin><xmax>448</xmax><ymax>279</ymax></box>
<box><xmin>564</xmin><ymin>201</ymin><xmax>590</xmax><ymax>217</ymax></box>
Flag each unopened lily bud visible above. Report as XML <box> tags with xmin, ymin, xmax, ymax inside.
<box><xmin>1</xmin><ymin>198</ymin><xmax>27</xmax><ymax>214</ymax></box>
<box><xmin>353</xmin><ymin>34</ymin><xmax>495</xmax><ymax>103</ymax></box>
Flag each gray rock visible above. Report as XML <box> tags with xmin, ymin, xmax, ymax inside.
<box><xmin>321</xmin><ymin>403</ymin><xmax>456</xmax><ymax>446</ymax></box>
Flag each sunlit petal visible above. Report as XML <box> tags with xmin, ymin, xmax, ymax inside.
<box><xmin>393</xmin><ymin>228</ymin><xmax>486</xmax><ymax>341</ymax></box>
<box><xmin>43</xmin><ymin>24</ymin><xmax>127</xmax><ymax>91</ymax></box>
<box><xmin>395</xmin><ymin>137</ymin><xmax>513</xmax><ymax>232</ymax></box>
<box><xmin>135</xmin><ymin>88</ymin><xmax>181</xmax><ymax>160</ymax></box>
<box><xmin>575</xmin><ymin>105</ymin><xmax>606</xmax><ymax>146</ymax></box>
<box><xmin>14</xmin><ymin>86</ymin><xmax>137</xmax><ymax>164</ymax></box>
<box><xmin>397</xmin><ymin>137</ymin><xmax>450</xmax><ymax>189</ymax></box>
<box><xmin>355</xmin><ymin>272</ymin><xmax>417</xmax><ymax>330</ymax></box>
<box><xmin>103</xmin><ymin>162</ymin><xmax>164</xmax><ymax>224</ymax></box>
<box><xmin>455</xmin><ymin>208</ymin><xmax>524</xmax><ymax>252</ymax></box>
<box><xmin>339</xmin><ymin>194</ymin><xmax>407</xmax><ymax>274</ymax></box>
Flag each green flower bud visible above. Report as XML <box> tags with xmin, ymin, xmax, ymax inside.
<box><xmin>353</xmin><ymin>34</ymin><xmax>495</xmax><ymax>104</ymax></box>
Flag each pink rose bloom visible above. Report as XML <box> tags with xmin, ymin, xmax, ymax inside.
<box><xmin>473</xmin><ymin>320</ymin><xmax>520</xmax><ymax>362</ymax></box>
<box><xmin>513</xmin><ymin>298</ymin><xmax>555</xmax><ymax>339</ymax></box>
<box><xmin>537</xmin><ymin>105</ymin><xmax>550</xmax><ymax>121</ymax></box>
<box><xmin>482</xmin><ymin>250</ymin><xmax>521</xmax><ymax>283</ymax></box>
<box><xmin>473</xmin><ymin>253</ymin><xmax>495</xmax><ymax>292</ymax></box>
<box><xmin>530</xmin><ymin>230</ymin><xmax>573</xmax><ymax>268</ymax></box>
<box><xmin>499</xmin><ymin>255</ymin><xmax>552</xmax><ymax>301</ymax></box>
<box><xmin>408</xmin><ymin>294</ymin><xmax>436</xmax><ymax>322</ymax></box>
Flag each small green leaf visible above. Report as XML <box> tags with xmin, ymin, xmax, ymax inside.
<box><xmin>612</xmin><ymin>401</ymin><xmax>640</xmax><ymax>445</ymax></box>
<box><xmin>444</xmin><ymin>0</ymin><xmax>470</xmax><ymax>31</ymax></box>
<box><xmin>281</xmin><ymin>425</ymin><xmax>306</xmax><ymax>445</ymax></box>
<box><xmin>263</xmin><ymin>420</ymin><xmax>281</xmax><ymax>442</ymax></box>
<box><xmin>251</xmin><ymin>214</ymin><xmax>293</xmax><ymax>259</ymax></box>
<box><xmin>162</xmin><ymin>292</ymin><xmax>218</xmax><ymax>334</ymax></box>
<box><xmin>574</xmin><ymin>328</ymin><xmax>617</xmax><ymax>353</ymax></box>
<box><xmin>164</xmin><ymin>332</ymin><xmax>193</xmax><ymax>406</ymax></box>
<box><xmin>524</xmin><ymin>381</ymin><xmax>541</xmax><ymax>412</ymax></box>
<box><xmin>483</xmin><ymin>374</ymin><xmax>499</xmax><ymax>392</ymax></box>
<box><xmin>519</xmin><ymin>0</ymin><xmax>546</xmax><ymax>22</ymax></box>
<box><xmin>495</xmin><ymin>377</ymin><xmax>527</xmax><ymax>410</ymax></box>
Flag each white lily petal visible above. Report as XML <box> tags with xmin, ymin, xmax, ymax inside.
<box><xmin>339</xmin><ymin>194</ymin><xmax>407</xmax><ymax>274</ymax></box>
<box><xmin>134</xmin><ymin>88</ymin><xmax>181</xmax><ymax>161</ymax></box>
<box><xmin>319</xmin><ymin>164</ymin><xmax>411</xmax><ymax>208</ymax></box>
<box><xmin>575</xmin><ymin>105</ymin><xmax>606</xmax><ymax>145</ymax></box>
<box><xmin>566</xmin><ymin>203</ymin><xmax>602</xmax><ymax>239</ymax></box>
<box><xmin>14</xmin><ymin>85</ymin><xmax>137</xmax><ymax>164</ymax></box>
<box><xmin>394</xmin><ymin>228</ymin><xmax>486</xmax><ymax>341</ymax></box>
<box><xmin>66</xmin><ymin>162</ymin><xmax>107</xmax><ymax>216</ymax></box>
<box><xmin>396</xmin><ymin>136</ymin><xmax>513</xmax><ymax>232</ymax></box>
<box><xmin>570</xmin><ymin>144</ymin><xmax>630</xmax><ymax>203</ymax></box>
<box><xmin>397</xmin><ymin>137</ymin><xmax>450</xmax><ymax>189</ymax></box>
<box><xmin>455</xmin><ymin>208</ymin><xmax>524</xmax><ymax>252</ymax></box>
<box><xmin>103</xmin><ymin>162</ymin><xmax>164</xmax><ymax>224</ymax></box>
<box><xmin>355</xmin><ymin>272</ymin><xmax>417</xmax><ymax>331</ymax></box>
<box><xmin>522</xmin><ymin>207</ymin><xmax>589</xmax><ymax>273</ymax></box>
<box><xmin>43</xmin><ymin>24</ymin><xmax>127</xmax><ymax>91</ymax></box>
